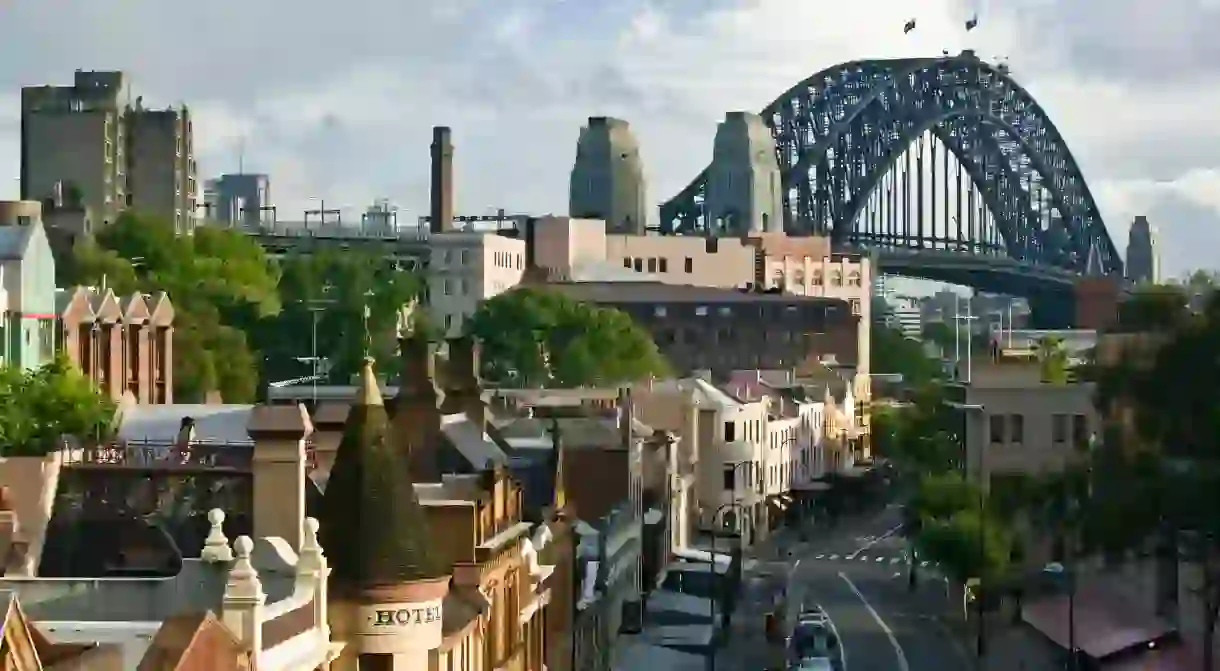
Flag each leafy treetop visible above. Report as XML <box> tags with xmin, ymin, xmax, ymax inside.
<box><xmin>466</xmin><ymin>286</ymin><xmax>669</xmax><ymax>387</ymax></box>
<box><xmin>0</xmin><ymin>356</ymin><xmax>115</xmax><ymax>456</ymax></box>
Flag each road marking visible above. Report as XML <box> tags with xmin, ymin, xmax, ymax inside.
<box><xmin>838</xmin><ymin>571</ymin><xmax>910</xmax><ymax>671</ymax></box>
<box><xmin>890</xmin><ymin>558</ymin><xmax>901</xmax><ymax>564</ymax></box>
<box><xmin>829</xmin><ymin>554</ymin><xmax>839</xmax><ymax>560</ymax></box>
<box><xmin>822</xmin><ymin>602</ymin><xmax>849</xmax><ymax>671</ymax></box>
<box><xmin>875</xmin><ymin>557</ymin><xmax>884</xmax><ymax>562</ymax></box>
<box><xmin>815</xmin><ymin>554</ymin><xmax>825</xmax><ymax>559</ymax></box>
<box><xmin>860</xmin><ymin>555</ymin><xmax>871</xmax><ymax>562</ymax></box>
<box><xmin>847</xmin><ymin>523</ymin><xmax>903</xmax><ymax>559</ymax></box>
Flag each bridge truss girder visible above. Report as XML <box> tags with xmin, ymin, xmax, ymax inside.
<box><xmin>659</xmin><ymin>54</ymin><xmax>1123</xmax><ymax>279</ymax></box>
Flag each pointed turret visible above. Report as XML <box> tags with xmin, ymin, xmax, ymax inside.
<box><xmin>319</xmin><ymin>357</ymin><xmax>448</xmax><ymax>588</ymax></box>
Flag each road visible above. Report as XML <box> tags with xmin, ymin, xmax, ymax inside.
<box><xmin>719</xmin><ymin>505</ymin><xmax>971</xmax><ymax>671</ymax></box>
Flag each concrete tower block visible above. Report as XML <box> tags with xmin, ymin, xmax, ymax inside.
<box><xmin>1126</xmin><ymin>215</ymin><xmax>1159</xmax><ymax>285</ymax></box>
<box><xmin>706</xmin><ymin>111</ymin><xmax>784</xmax><ymax>236</ymax></box>
<box><xmin>569</xmin><ymin>117</ymin><xmax>648</xmax><ymax>234</ymax></box>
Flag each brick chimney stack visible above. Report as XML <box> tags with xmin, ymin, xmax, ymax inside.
<box><xmin>443</xmin><ymin>336</ymin><xmax>486</xmax><ymax>430</ymax></box>
<box><xmin>395</xmin><ymin>335</ymin><xmax>444</xmax><ymax>481</ymax></box>
<box><xmin>430</xmin><ymin>126</ymin><xmax>455</xmax><ymax>233</ymax></box>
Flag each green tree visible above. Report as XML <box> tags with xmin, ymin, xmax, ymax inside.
<box><xmin>921</xmin><ymin>321</ymin><xmax>956</xmax><ymax>355</ymax></box>
<box><xmin>1036</xmin><ymin>336</ymin><xmax>1070</xmax><ymax>384</ymax></box>
<box><xmin>917</xmin><ymin>509</ymin><xmax>1014</xmax><ymax>584</ymax></box>
<box><xmin>262</xmin><ymin>252</ymin><xmax>424</xmax><ymax>385</ymax></box>
<box><xmin>0</xmin><ymin>356</ymin><xmax>115</xmax><ymax>455</ymax></box>
<box><xmin>1116</xmin><ymin>284</ymin><xmax>1190</xmax><ymax>333</ymax></box>
<box><xmin>871</xmin><ymin>324</ymin><xmax>943</xmax><ymax>386</ymax></box>
<box><xmin>878</xmin><ymin>384</ymin><xmax>960</xmax><ymax>477</ymax></box>
<box><xmin>68</xmin><ymin>212</ymin><xmax>279</xmax><ymax>402</ymax></box>
<box><xmin>466</xmin><ymin>286</ymin><xmax>669</xmax><ymax>387</ymax></box>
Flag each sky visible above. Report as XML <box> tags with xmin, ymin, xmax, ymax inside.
<box><xmin>1</xmin><ymin>0</ymin><xmax>1218</xmax><ymax>277</ymax></box>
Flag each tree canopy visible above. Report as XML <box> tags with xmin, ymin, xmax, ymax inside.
<box><xmin>872</xmin><ymin>384</ymin><xmax>959</xmax><ymax>476</ymax></box>
<box><xmin>1036</xmin><ymin>336</ymin><xmax>1070</xmax><ymax>384</ymax></box>
<box><xmin>258</xmin><ymin>252</ymin><xmax>424</xmax><ymax>385</ymax></box>
<box><xmin>871</xmin><ymin>323</ymin><xmax>943</xmax><ymax>386</ymax></box>
<box><xmin>0</xmin><ymin>356</ymin><xmax>115</xmax><ymax>456</ymax></box>
<box><xmin>465</xmin><ymin>286</ymin><xmax>669</xmax><ymax>387</ymax></box>
<box><xmin>61</xmin><ymin>212</ymin><xmax>280</xmax><ymax>402</ymax></box>
<box><xmin>906</xmin><ymin>472</ymin><xmax>1014</xmax><ymax>585</ymax></box>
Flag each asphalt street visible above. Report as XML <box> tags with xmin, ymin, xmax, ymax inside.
<box><xmin>719</xmin><ymin>505</ymin><xmax>972</xmax><ymax>671</ymax></box>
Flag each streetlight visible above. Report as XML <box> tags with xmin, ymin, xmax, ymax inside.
<box><xmin>954</xmin><ymin>294</ymin><xmax>979</xmax><ymax>382</ymax></box>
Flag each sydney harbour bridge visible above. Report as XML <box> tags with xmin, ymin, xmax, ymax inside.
<box><xmin>659</xmin><ymin>50</ymin><xmax>1124</xmax><ymax>325</ymax></box>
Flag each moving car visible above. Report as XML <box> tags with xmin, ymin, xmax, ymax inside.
<box><xmin>788</xmin><ymin>605</ymin><xmax>841</xmax><ymax>671</ymax></box>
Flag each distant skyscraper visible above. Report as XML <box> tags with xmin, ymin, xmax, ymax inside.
<box><xmin>1125</xmin><ymin>215</ymin><xmax>1159</xmax><ymax>284</ymax></box>
<box><xmin>569</xmin><ymin>117</ymin><xmax>648</xmax><ymax>234</ymax></box>
<box><xmin>204</xmin><ymin>173</ymin><xmax>270</xmax><ymax>228</ymax></box>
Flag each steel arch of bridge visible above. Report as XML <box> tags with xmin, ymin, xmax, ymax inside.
<box><xmin>659</xmin><ymin>52</ymin><xmax>1123</xmax><ymax>278</ymax></box>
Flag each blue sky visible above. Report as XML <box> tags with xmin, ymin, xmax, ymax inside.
<box><xmin>1</xmin><ymin>0</ymin><xmax>1218</xmax><ymax>277</ymax></box>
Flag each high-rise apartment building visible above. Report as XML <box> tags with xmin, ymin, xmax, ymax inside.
<box><xmin>20</xmin><ymin>70</ymin><xmax>198</xmax><ymax>234</ymax></box>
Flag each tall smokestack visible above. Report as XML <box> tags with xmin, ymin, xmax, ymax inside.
<box><xmin>430</xmin><ymin>126</ymin><xmax>454</xmax><ymax>233</ymax></box>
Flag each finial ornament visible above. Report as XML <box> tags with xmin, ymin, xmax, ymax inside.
<box><xmin>201</xmin><ymin>508</ymin><xmax>233</xmax><ymax>562</ymax></box>
<box><xmin>224</xmin><ymin>535</ymin><xmax>264</xmax><ymax>601</ymax></box>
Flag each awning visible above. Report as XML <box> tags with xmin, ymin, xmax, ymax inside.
<box><xmin>792</xmin><ymin>481</ymin><xmax>833</xmax><ymax>492</ymax></box>
<box><xmin>1021</xmin><ymin>583</ymin><xmax>1176</xmax><ymax>659</ymax></box>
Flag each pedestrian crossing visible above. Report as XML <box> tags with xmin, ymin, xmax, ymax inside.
<box><xmin>808</xmin><ymin>551</ymin><xmax>939</xmax><ymax>568</ymax></box>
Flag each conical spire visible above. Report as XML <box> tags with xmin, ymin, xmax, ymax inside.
<box><xmin>357</xmin><ymin>357</ymin><xmax>383</xmax><ymax>407</ymax></box>
<box><xmin>319</xmin><ymin>357</ymin><xmax>447</xmax><ymax>588</ymax></box>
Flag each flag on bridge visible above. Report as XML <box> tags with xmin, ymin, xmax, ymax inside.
<box><xmin>965</xmin><ymin>15</ymin><xmax>979</xmax><ymax>31</ymax></box>
<box><xmin>903</xmin><ymin>18</ymin><xmax>917</xmax><ymax>34</ymax></box>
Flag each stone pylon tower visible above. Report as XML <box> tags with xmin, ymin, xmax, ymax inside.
<box><xmin>1126</xmin><ymin>215</ymin><xmax>1159</xmax><ymax>284</ymax></box>
<box><xmin>320</xmin><ymin>358</ymin><xmax>450</xmax><ymax>670</ymax></box>
<box><xmin>569</xmin><ymin>117</ymin><xmax>648</xmax><ymax>234</ymax></box>
<box><xmin>706</xmin><ymin>111</ymin><xmax>784</xmax><ymax>236</ymax></box>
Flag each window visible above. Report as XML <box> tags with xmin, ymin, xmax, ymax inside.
<box><xmin>1009</xmin><ymin>414</ymin><xmax>1024</xmax><ymax>444</ymax></box>
<box><xmin>685</xmin><ymin>257</ymin><xmax>694</xmax><ymax>273</ymax></box>
<box><xmin>850</xmin><ymin>299</ymin><xmax>861</xmax><ymax>315</ymax></box>
<box><xmin>989</xmin><ymin>415</ymin><xmax>1005</xmax><ymax>443</ymax></box>
<box><xmin>1072</xmin><ymin>414</ymin><xmax>1088</xmax><ymax>445</ymax></box>
<box><xmin>358</xmin><ymin>654</ymin><xmax>393</xmax><ymax>670</ymax></box>
<box><xmin>724</xmin><ymin>421</ymin><xmax>736</xmax><ymax>442</ymax></box>
<box><xmin>444</xmin><ymin>314</ymin><xmax>452</xmax><ymax>330</ymax></box>
<box><xmin>647</xmin><ymin>258</ymin><xmax>657</xmax><ymax>272</ymax></box>
<box><xmin>722</xmin><ymin>466</ymin><xmax>736</xmax><ymax>490</ymax></box>
<box><xmin>443</xmin><ymin>279</ymin><xmax>452</xmax><ymax>295</ymax></box>
<box><xmin>659</xmin><ymin>258</ymin><xmax>669</xmax><ymax>273</ymax></box>
<box><xmin>459</xmin><ymin>278</ymin><xmax>469</xmax><ymax>295</ymax></box>
<box><xmin>654</xmin><ymin>306</ymin><xmax>667</xmax><ymax>318</ymax></box>
<box><xmin>695</xmin><ymin>306</ymin><xmax>708</xmax><ymax>316</ymax></box>
<box><xmin>718</xmin><ymin>306</ymin><xmax>732</xmax><ymax>317</ymax></box>
<box><xmin>460</xmin><ymin>250</ymin><xmax>469</xmax><ymax>264</ymax></box>
<box><xmin>633</xmin><ymin>258</ymin><xmax>643</xmax><ymax>272</ymax></box>
<box><xmin>1052</xmin><ymin>414</ymin><xmax>1068</xmax><ymax>443</ymax></box>
<box><xmin>624</xmin><ymin>257</ymin><xmax>632</xmax><ymax>268</ymax></box>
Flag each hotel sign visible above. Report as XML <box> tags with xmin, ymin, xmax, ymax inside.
<box><xmin>355</xmin><ymin>598</ymin><xmax>444</xmax><ymax>651</ymax></box>
<box><xmin>370</xmin><ymin>606</ymin><xmax>441</xmax><ymax>627</ymax></box>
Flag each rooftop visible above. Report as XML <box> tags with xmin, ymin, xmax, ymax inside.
<box><xmin>549</xmin><ymin>281</ymin><xmax>851</xmax><ymax>306</ymax></box>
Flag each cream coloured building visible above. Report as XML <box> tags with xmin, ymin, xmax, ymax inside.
<box><xmin>426</xmin><ymin>232</ymin><xmax>527</xmax><ymax>336</ymax></box>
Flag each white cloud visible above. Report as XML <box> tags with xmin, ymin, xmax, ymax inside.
<box><xmin>0</xmin><ymin>0</ymin><xmax>1217</xmax><ymax>273</ymax></box>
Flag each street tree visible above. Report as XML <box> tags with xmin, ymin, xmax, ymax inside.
<box><xmin>916</xmin><ymin>509</ymin><xmax>1014</xmax><ymax>585</ymax></box>
<box><xmin>871</xmin><ymin>324</ymin><xmax>943</xmax><ymax>386</ymax></box>
<box><xmin>263</xmin><ymin>252</ymin><xmax>424</xmax><ymax>384</ymax></box>
<box><xmin>0</xmin><ymin>356</ymin><xmax>115</xmax><ymax>456</ymax></box>
<box><xmin>466</xmin><ymin>286</ymin><xmax>669</xmax><ymax>387</ymax></box>
<box><xmin>877</xmin><ymin>384</ymin><xmax>960</xmax><ymax>478</ymax></box>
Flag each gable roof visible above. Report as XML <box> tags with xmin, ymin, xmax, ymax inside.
<box><xmin>148</xmin><ymin>292</ymin><xmax>175</xmax><ymax>325</ymax></box>
<box><xmin>137</xmin><ymin>611</ymin><xmax>249</xmax><ymax>671</ymax></box>
<box><xmin>319</xmin><ymin>358</ymin><xmax>449</xmax><ymax>588</ymax></box>
<box><xmin>121</xmin><ymin>292</ymin><xmax>151</xmax><ymax>322</ymax></box>
<box><xmin>56</xmin><ymin>287</ymin><xmax>94</xmax><ymax>322</ymax></box>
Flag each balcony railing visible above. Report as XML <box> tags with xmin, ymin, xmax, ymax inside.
<box><xmin>61</xmin><ymin>440</ymin><xmax>255</xmax><ymax>472</ymax></box>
